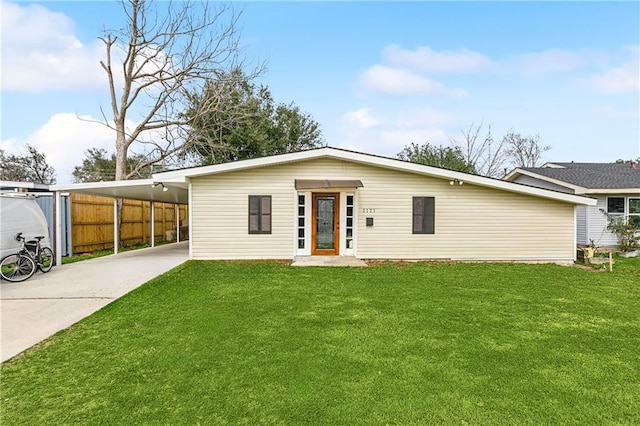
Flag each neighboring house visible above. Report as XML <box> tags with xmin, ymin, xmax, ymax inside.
<box><xmin>151</xmin><ymin>147</ymin><xmax>595</xmax><ymax>262</ymax></box>
<box><xmin>504</xmin><ymin>162</ymin><xmax>640</xmax><ymax>247</ymax></box>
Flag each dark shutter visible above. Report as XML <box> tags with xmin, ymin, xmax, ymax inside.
<box><xmin>413</xmin><ymin>196</ymin><xmax>434</xmax><ymax>234</ymax></box>
<box><xmin>249</xmin><ymin>195</ymin><xmax>272</xmax><ymax>234</ymax></box>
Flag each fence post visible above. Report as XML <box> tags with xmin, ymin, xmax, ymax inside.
<box><xmin>175</xmin><ymin>204</ymin><xmax>180</xmax><ymax>243</ymax></box>
<box><xmin>150</xmin><ymin>201</ymin><xmax>155</xmax><ymax>247</ymax></box>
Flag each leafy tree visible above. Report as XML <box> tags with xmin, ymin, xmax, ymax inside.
<box><xmin>615</xmin><ymin>158</ymin><xmax>640</xmax><ymax>164</ymax></box>
<box><xmin>72</xmin><ymin>148</ymin><xmax>152</xmax><ymax>183</ymax></box>
<box><xmin>397</xmin><ymin>142</ymin><xmax>476</xmax><ymax>173</ymax></box>
<box><xmin>0</xmin><ymin>144</ymin><xmax>56</xmax><ymax>184</ymax></box>
<box><xmin>184</xmin><ymin>70</ymin><xmax>324</xmax><ymax>164</ymax></box>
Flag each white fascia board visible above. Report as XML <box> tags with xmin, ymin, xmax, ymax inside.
<box><xmin>583</xmin><ymin>188</ymin><xmax>640</xmax><ymax>195</ymax></box>
<box><xmin>152</xmin><ymin>149</ymin><xmax>335</xmax><ymax>182</ymax></box>
<box><xmin>51</xmin><ymin>179</ymin><xmax>155</xmax><ymax>192</ymax></box>
<box><xmin>503</xmin><ymin>168</ymin><xmax>586</xmax><ymax>193</ymax></box>
<box><xmin>151</xmin><ymin>147</ymin><xmax>597</xmax><ymax>206</ymax></box>
<box><xmin>0</xmin><ymin>180</ymin><xmax>51</xmax><ymax>190</ymax></box>
<box><xmin>333</xmin><ymin>151</ymin><xmax>597</xmax><ymax>206</ymax></box>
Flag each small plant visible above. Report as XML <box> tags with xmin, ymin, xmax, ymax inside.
<box><xmin>606</xmin><ymin>215</ymin><xmax>640</xmax><ymax>253</ymax></box>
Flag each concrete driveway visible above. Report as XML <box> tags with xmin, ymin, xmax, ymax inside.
<box><xmin>1</xmin><ymin>241</ymin><xmax>189</xmax><ymax>362</ymax></box>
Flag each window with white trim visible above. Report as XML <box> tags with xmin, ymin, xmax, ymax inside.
<box><xmin>297</xmin><ymin>195</ymin><xmax>305</xmax><ymax>248</ymax></box>
<box><xmin>606</xmin><ymin>197</ymin><xmax>640</xmax><ymax>230</ymax></box>
<box><xmin>629</xmin><ymin>198</ymin><xmax>640</xmax><ymax>229</ymax></box>
<box><xmin>345</xmin><ymin>195</ymin><xmax>354</xmax><ymax>249</ymax></box>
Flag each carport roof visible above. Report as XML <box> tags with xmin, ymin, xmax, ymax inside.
<box><xmin>50</xmin><ymin>179</ymin><xmax>188</xmax><ymax>204</ymax></box>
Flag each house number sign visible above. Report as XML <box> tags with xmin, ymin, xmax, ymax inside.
<box><xmin>362</xmin><ymin>208</ymin><xmax>376</xmax><ymax>213</ymax></box>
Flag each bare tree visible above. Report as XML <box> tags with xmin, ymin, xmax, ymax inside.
<box><xmin>450</xmin><ymin>121</ymin><xmax>507</xmax><ymax>177</ymax></box>
<box><xmin>97</xmin><ymin>0</ymin><xmax>262</xmax><ymax>181</ymax></box>
<box><xmin>503</xmin><ymin>131</ymin><xmax>551</xmax><ymax>168</ymax></box>
<box><xmin>449</xmin><ymin>122</ymin><xmax>552</xmax><ymax>177</ymax></box>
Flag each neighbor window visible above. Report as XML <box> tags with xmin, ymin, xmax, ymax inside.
<box><xmin>248</xmin><ymin>195</ymin><xmax>271</xmax><ymax>234</ymax></box>
<box><xmin>606</xmin><ymin>197</ymin><xmax>640</xmax><ymax>230</ymax></box>
<box><xmin>607</xmin><ymin>197</ymin><xmax>625</xmax><ymax>215</ymax></box>
<box><xmin>412</xmin><ymin>197</ymin><xmax>435</xmax><ymax>234</ymax></box>
<box><xmin>629</xmin><ymin>198</ymin><xmax>640</xmax><ymax>229</ymax></box>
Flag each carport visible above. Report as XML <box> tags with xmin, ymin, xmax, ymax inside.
<box><xmin>50</xmin><ymin>179</ymin><xmax>190</xmax><ymax>265</ymax></box>
<box><xmin>1</xmin><ymin>241</ymin><xmax>189</xmax><ymax>362</ymax></box>
<box><xmin>1</xmin><ymin>179</ymin><xmax>190</xmax><ymax>362</ymax></box>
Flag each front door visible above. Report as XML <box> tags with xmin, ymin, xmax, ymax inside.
<box><xmin>312</xmin><ymin>193</ymin><xmax>339</xmax><ymax>255</ymax></box>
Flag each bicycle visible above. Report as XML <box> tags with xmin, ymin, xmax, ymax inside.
<box><xmin>0</xmin><ymin>233</ymin><xmax>54</xmax><ymax>282</ymax></box>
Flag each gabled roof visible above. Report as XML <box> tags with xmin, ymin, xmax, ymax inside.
<box><xmin>504</xmin><ymin>162</ymin><xmax>640</xmax><ymax>194</ymax></box>
<box><xmin>154</xmin><ymin>146</ymin><xmax>596</xmax><ymax>206</ymax></box>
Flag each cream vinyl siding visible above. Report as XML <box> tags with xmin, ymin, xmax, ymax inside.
<box><xmin>191</xmin><ymin>157</ymin><xmax>577</xmax><ymax>260</ymax></box>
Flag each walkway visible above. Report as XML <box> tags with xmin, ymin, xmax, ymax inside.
<box><xmin>292</xmin><ymin>256</ymin><xmax>368</xmax><ymax>267</ymax></box>
<box><xmin>0</xmin><ymin>242</ymin><xmax>189</xmax><ymax>362</ymax></box>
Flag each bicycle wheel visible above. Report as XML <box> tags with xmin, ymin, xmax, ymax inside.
<box><xmin>0</xmin><ymin>254</ymin><xmax>36</xmax><ymax>282</ymax></box>
<box><xmin>38</xmin><ymin>247</ymin><xmax>54</xmax><ymax>273</ymax></box>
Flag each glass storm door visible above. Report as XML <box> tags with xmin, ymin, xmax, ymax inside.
<box><xmin>312</xmin><ymin>193</ymin><xmax>339</xmax><ymax>255</ymax></box>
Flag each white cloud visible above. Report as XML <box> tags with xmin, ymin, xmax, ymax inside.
<box><xmin>383</xmin><ymin>44</ymin><xmax>492</xmax><ymax>73</ymax></box>
<box><xmin>339</xmin><ymin>107</ymin><xmax>452</xmax><ymax>156</ymax></box>
<box><xmin>2</xmin><ymin>113</ymin><xmax>120</xmax><ymax>183</ymax></box>
<box><xmin>341</xmin><ymin>108</ymin><xmax>383</xmax><ymax>129</ymax></box>
<box><xmin>1</xmin><ymin>2</ymin><xmax>105</xmax><ymax>92</ymax></box>
<box><xmin>588</xmin><ymin>46</ymin><xmax>639</xmax><ymax>93</ymax></box>
<box><xmin>359</xmin><ymin>65</ymin><xmax>466</xmax><ymax>97</ymax></box>
<box><xmin>507</xmin><ymin>48</ymin><xmax>609</xmax><ymax>76</ymax></box>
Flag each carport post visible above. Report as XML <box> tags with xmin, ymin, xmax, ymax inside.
<box><xmin>150</xmin><ymin>201</ymin><xmax>155</xmax><ymax>248</ymax></box>
<box><xmin>113</xmin><ymin>198</ymin><xmax>119</xmax><ymax>255</ymax></box>
<box><xmin>55</xmin><ymin>191</ymin><xmax>62</xmax><ymax>266</ymax></box>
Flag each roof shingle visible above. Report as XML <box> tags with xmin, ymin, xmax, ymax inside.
<box><xmin>520</xmin><ymin>162</ymin><xmax>640</xmax><ymax>190</ymax></box>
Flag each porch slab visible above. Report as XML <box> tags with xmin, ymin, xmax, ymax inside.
<box><xmin>292</xmin><ymin>256</ymin><xmax>368</xmax><ymax>267</ymax></box>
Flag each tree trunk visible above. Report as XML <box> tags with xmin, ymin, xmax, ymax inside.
<box><xmin>114</xmin><ymin>122</ymin><xmax>127</xmax><ymax>248</ymax></box>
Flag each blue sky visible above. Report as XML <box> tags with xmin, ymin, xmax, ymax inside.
<box><xmin>1</xmin><ymin>1</ymin><xmax>639</xmax><ymax>183</ymax></box>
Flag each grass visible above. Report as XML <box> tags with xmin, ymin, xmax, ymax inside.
<box><xmin>61</xmin><ymin>241</ymin><xmax>173</xmax><ymax>264</ymax></box>
<box><xmin>1</xmin><ymin>258</ymin><xmax>639</xmax><ymax>424</ymax></box>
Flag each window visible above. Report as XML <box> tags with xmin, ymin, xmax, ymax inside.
<box><xmin>607</xmin><ymin>197</ymin><xmax>625</xmax><ymax>214</ymax></box>
<box><xmin>629</xmin><ymin>198</ymin><xmax>640</xmax><ymax>229</ymax></box>
<box><xmin>606</xmin><ymin>197</ymin><xmax>640</xmax><ymax>230</ymax></box>
<box><xmin>297</xmin><ymin>194</ymin><xmax>305</xmax><ymax>248</ymax></box>
<box><xmin>248</xmin><ymin>195</ymin><xmax>271</xmax><ymax>234</ymax></box>
<box><xmin>412</xmin><ymin>197</ymin><xmax>435</xmax><ymax>234</ymax></box>
<box><xmin>345</xmin><ymin>195</ymin><xmax>354</xmax><ymax>249</ymax></box>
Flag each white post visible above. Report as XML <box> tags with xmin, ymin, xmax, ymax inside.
<box><xmin>55</xmin><ymin>191</ymin><xmax>62</xmax><ymax>266</ymax></box>
<box><xmin>113</xmin><ymin>198</ymin><xmax>119</xmax><ymax>255</ymax></box>
<box><xmin>176</xmin><ymin>204</ymin><xmax>180</xmax><ymax>243</ymax></box>
<box><xmin>150</xmin><ymin>201</ymin><xmax>155</xmax><ymax>248</ymax></box>
<box><xmin>188</xmin><ymin>180</ymin><xmax>193</xmax><ymax>259</ymax></box>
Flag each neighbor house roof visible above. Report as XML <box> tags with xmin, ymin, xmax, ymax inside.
<box><xmin>504</xmin><ymin>162</ymin><xmax>640</xmax><ymax>194</ymax></box>
<box><xmin>154</xmin><ymin>147</ymin><xmax>596</xmax><ymax>206</ymax></box>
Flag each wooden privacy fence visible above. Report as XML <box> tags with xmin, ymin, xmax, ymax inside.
<box><xmin>70</xmin><ymin>193</ymin><xmax>188</xmax><ymax>254</ymax></box>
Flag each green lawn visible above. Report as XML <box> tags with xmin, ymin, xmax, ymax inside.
<box><xmin>2</xmin><ymin>259</ymin><xmax>639</xmax><ymax>424</ymax></box>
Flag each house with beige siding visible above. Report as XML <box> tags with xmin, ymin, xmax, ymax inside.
<box><xmin>152</xmin><ymin>147</ymin><xmax>595</xmax><ymax>262</ymax></box>
<box><xmin>504</xmin><ymin>162</ymin><xmax>640</xmax><ymax>248</ymax></box>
